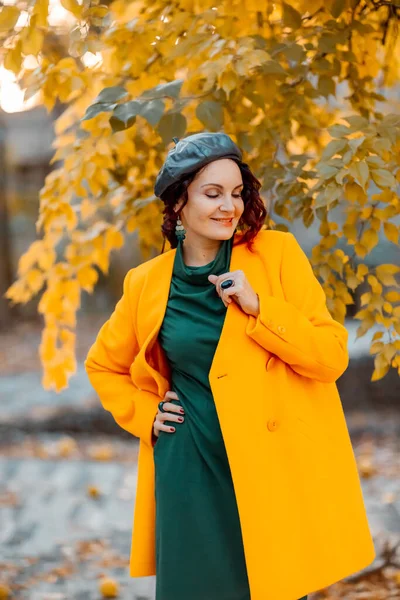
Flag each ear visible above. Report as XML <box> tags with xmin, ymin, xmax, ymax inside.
<box><xmin>173</xmin><ymin>200</ymin><xmax>184</xmax><ymax>213</ymax></box>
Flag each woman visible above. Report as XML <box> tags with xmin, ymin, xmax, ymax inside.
<box><xmin>85</xmin><ymin>132</ymin><xmax>376</xmax><ymax>600</ymax></box>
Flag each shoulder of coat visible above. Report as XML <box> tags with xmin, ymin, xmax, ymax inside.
<box><xmin>125</xmin><ymin>247</ymin><xmax>176</xmax><ymax>288</ymax></box>
<box><xmin>253</xmin><ymin>229</ymin><xmax>291</xmax><ymax>252</ymax></box>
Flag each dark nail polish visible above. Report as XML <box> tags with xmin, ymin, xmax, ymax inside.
<box><xmin>179</xmin><ymin>409</ymin><xmax>185</xmax><ymax>414</ymax></box>
<box><xmin>170</xmin><ymin>427</ymin><xmax>175</xmax><ymax>432</ymax></box>
<box><xmin>178</xmin><ymin>417</ymin><xmax>183</xmax><ymax>422</ymax></box>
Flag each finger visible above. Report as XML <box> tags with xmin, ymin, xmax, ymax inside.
<box><xmin>165</xmin><ymin>390</ymin><xmax>179</xmax><ymax>400</ymax></box>
<box><xmin>162</xmin><ymin>401</ymin><xmax>184</xmax><ymax>413</ymax></box>
<box><xmin>159</xmin><ymin>411</ymin><xmax>184</xmax><ymax>423</ymax></box>
<box><xmin>155</xmin><ymin>421</ymin><xmax>177</xmax><ymax>433</ymax></box>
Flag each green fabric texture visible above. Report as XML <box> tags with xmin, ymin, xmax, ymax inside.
<box><xmin>154</xmin><ymin>234</ymin><xmax>308</xmax><ymax>600</ymax></box>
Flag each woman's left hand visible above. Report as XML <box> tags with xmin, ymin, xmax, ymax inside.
<box><xmin>208</xmin><ymin>271</ymin><xmax>260</xmax><ymax>317</ymax></box>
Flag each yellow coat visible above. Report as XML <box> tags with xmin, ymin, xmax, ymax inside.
<box><xmin>85</xmin><ymin>230</ymin><xmax>376</xmax><ymax>600</ymax></box>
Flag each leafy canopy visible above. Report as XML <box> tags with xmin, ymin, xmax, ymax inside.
<box><xmin>2</xmin><ymin>0</ymin><xmax>400</xmax><ymax>389</ymax></box>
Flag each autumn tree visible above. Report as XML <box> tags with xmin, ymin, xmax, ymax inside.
<box><xmin>1</xmin><ymin>0</ymin><xmax>400</xmax><ymax>389</ymax></box>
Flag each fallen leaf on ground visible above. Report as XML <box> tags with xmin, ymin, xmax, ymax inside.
<box><xmin>99</xmin><ymin>576</ymin><xmax>119</xmax><ymax>598</ymax></box>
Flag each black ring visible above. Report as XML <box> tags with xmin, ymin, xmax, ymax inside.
<box><xmin>221</xmin><ymin>279</ymin><xmax>234</xmax><ymax>289</ymax></box>
<box><xmin>158</xmin><ymin>401</ymin><xmax>166</xmax><ymax>413</ymax></box>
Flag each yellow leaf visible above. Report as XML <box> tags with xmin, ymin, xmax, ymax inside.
<box><xmin>354</xmin><ymin>242</ymin><xmax>368</xmax><ymax>258</ymax></box>
<box><xmin>369</xmin><ymin>341</ymin><xmax>383</xmax><ymax>355</ymax></box>
<box><xmin>26</xmin><ymin>269</ymin><xmax>45</xmax><ymax>293</ymax></box>
<box><xmin>385</xmin><ymin>291</ymin><xmax>400</xmax><ymax>302</ymax></box>
<box><xmin>0</xmin><ymin>583</ymin><xmax>11</xmax><ymax>599</ymax></box>
<box><xmin>383</xmin><ymin>222</ymin><xmax>399</xmax><ymax>244</ymax></box>
<box><xmin>360</xmin><ymin>228</ymin><xmax>379</xmax><ymax>252</ymax></box>
<box><xmin>371</xmin><ymin>168</ymin><xmax>396</xmax><ymax>189</ymax></box>
<box><xmin>218</xmin><ymin>69</ymin><xmax>239</xmax><ymax>98</ymax></box>
<box><xmin>4</xmin><ymin>40</ymin><xmax>23</xmax><ymax>74</ymax></box>
<box><xmin>344</xmin><ymin>182</ymin><xmax>366</xmax><ymax>203</ymax></box>
<box><xmin>38</xmin><ymin>248</ymin><xmax>57</xmax><ymax>271</ymax></box>
<box><xmin>357</xmin><ymin>264</ymin><xmax>368</xmax><ymax>278</ymax></box>
<box><xmin>60</xmin><ymin>0</ymin><xmax>83</xmax><ymax>18</ymax></box>
<box><xmin>32</xmin><ymin>0</ymin><xmax>49</xmax><ymax>28</ymax></box>
<box><xmin>77</xmin><ymin>266</ymin><xmax>99</xmax><ymax>292</ymax></box>
<box><xmin>58</xmin><ymin>436</ymin><xmax>77</xmax><ymax>457</ymax></box>
<box><xmin>89</xmin><ymin>444</ymin><xmax>114</xmax><ymax>461</ymax></box>
<box><xmin>358</xmin><ymin>456</ymin><xmax>377</xmax><ymax>478</ymax></box>
<box><xmin>87</xmin><ymin>485</ymin><xmax>101</xmax><ymax>498</ymax></box>
<box><xmin>383</xmin><ymin>343</ymin><xmax>396</xmax><ymax>362</ymax></box>
<box><xmin>372</xmin><ymin>331</ymin><xmax>384</xmax><ymax>341</ymax></box>
<box><xmin>0</xmin><ymin>5</ymin><xmax>20</xmax><ymax>31</ymax></box>
<box><xmin>21</xmin><ymin>20</ymin><xmax>44</xmax><ymax>56</ymax></box>
<box><xmin>377</xmin><ymin>264</ymin><xmax>400</xmax><ymax>275</ymax></box>
<box><xmin>343</xmin><ymin>223</ymin><xmax>357</xmax><ymax>243</ymax></box>
<box><xmin>105</xmin><ymin>229</ymin><xmax>124</xmax><ymax>251</ymax></box>
<box><xmin>360</xmin><ymin>292</ymin><xmax>371</xmax><ymax>306</ymax></box>
<box><xmin>383</xmin><ymin>302</ymin><xmax>392</xmax><ymax>314</ymax></box>
<box><xmin>371</xmin><ymin>354</ymin><xmax>390</xmax><ymax>381</ymax></box>
<box><xmin>367</xmin><ymin>275</ymin><xmax>382</xmax><ymax>294</ymax></box>
<box><xmin>349</xmin><ymin>161</ymin><xmax>369</xmax><ymax>189</ymax></box>
<box><xmin>99</xmin><ymin>577</ymin><xmax>119</xmax><ymax>598</ymax></box>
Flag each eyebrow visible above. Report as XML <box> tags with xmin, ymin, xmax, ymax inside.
<box><xmin>201</xmin><ymin>183</ymin><xmax>243</xmax><ymax>189</ymax></box>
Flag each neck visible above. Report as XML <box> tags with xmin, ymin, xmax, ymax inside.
<box><xmin>180</xmin><ymin>237</ymin><xmax>226</xmax><ymax>267</ymax></box>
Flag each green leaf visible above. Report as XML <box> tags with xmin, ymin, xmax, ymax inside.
<box><xmin>196</xmin><ymin>101</ymin><xmax>224</xmax><ymax>130</ymax></box>
<box><xmin>157</xmin><ymin>112</ymin><xmax>187</xmax><ymax>145</ymax></box>
<box><xmin>141</xmin><ymin>79</ymin><xmax>184</xmax><ymax>100</ymax></box>
<box><xmin>109</xmin><ymin>101</ymin><xmax>143</xmax><ymax>131</ymax></box>
<box><xmin>139</xmin><ymin>99</ymin><xmax>165</xmax><ymax>127</ymax></box>
<box><xmin>81</xmin><ymin>102</ymin><xmax>117</xmax><ymax>121</ymax></box>
<box><xmin>282</xmin><ymin>2</ymin><xmax>302</xmax><ymax>29</ymax></box>
<box><xmin>321</xmin><ymin>139</ymin><xmax>347</xmax><ymax>160</ymax></box>
<box><xmin>94</xmin><ymin>86</ymin><xmax>128</xmax><ymax>104</ymax></box>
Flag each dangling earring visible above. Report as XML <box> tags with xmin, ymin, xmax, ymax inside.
<box><xmin>175</xmin><ymin>215</ymin><xmax>186</xmax><ymax>242</ymax></box>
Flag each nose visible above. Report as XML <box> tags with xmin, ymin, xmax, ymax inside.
<box><xmin>220</xmin><ymin>193</ymin><xmax>236</xmax><ymax>212</ymax></box>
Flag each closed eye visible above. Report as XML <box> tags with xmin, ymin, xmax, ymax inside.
<box><xmin>206</xmin><ymin>194</ymin><xmax>242</xmax><ymax>198</ymax></box>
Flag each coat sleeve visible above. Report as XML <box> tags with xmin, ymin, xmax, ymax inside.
<box><xmin>84</xmin><ymin>268</ymin><xmax>160</xmax><ymax>449</ymax></box>
<box><xmin>245</xmin><ymin>232</ymin><xmax>349</xmax><ymax>383</ymax></box>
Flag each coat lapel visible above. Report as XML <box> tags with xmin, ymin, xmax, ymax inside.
<box><xmin>135</xmin><ymin>232</ymin><xmax>264</xmax><ymax>396</ymax></box>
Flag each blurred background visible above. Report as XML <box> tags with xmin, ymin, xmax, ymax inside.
<box><xmin>1</xmin><ymin>1</ymin><xmax>400</xmax><ymax>599</ymax></box>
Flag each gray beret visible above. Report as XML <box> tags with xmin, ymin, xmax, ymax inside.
<box><xmin>154</xmin><ymin>131</ymin><xmax>242</xmax><ymax>198</ymax></box>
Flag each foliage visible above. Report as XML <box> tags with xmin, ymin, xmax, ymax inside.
<box><xmin>1</xmin><ymin>0</ymin><xmax>400</xmax><ymax>389</ymax></box>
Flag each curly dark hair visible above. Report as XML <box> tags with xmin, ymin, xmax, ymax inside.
<box><xmin>158</xmin><ymin>159</ymin><xmax>267</xmax><ymax>255</ymax></box>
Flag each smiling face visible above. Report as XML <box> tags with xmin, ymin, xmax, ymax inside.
<box><xmin>174</xmin><ymin>158</ymin><xmax>245</xmax><ymax>244</ymax></box>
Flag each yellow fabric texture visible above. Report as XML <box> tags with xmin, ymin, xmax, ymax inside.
<box><xmin>85</xmin><ymin>230</ymin><xmax>376</xmax><ymax>600</ymax></box>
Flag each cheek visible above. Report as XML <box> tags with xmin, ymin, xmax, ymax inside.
<box><xmin>236</xmin><ymin>198</ymin><xmax>245</xmax><ymax>214</ymax></box>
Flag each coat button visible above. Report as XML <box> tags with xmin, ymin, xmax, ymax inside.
<box><xmin>277</xmin><ymin>325</ymin><xmax>286</xmax><ymax>334</ymax></box>
<box><xmin>267</xmin><ymin>419</ymin><xmax>279</xmax><ymax>432</ymax></box>
<box><xmin>266</xmin><ymin>356</ymin><xmax>276</xmax><ymax>371</ymax></box>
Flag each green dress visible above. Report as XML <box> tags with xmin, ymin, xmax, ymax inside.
<box><xmin>154</xmin><ymin>235</ymin><xmax>308</xmax><ymax>600</ymax></box>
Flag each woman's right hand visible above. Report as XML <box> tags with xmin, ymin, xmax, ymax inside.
<box><xmin>152</xmin><ymin>390</ymin><xmax>185</xmax><ymax>442</ymax></box>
